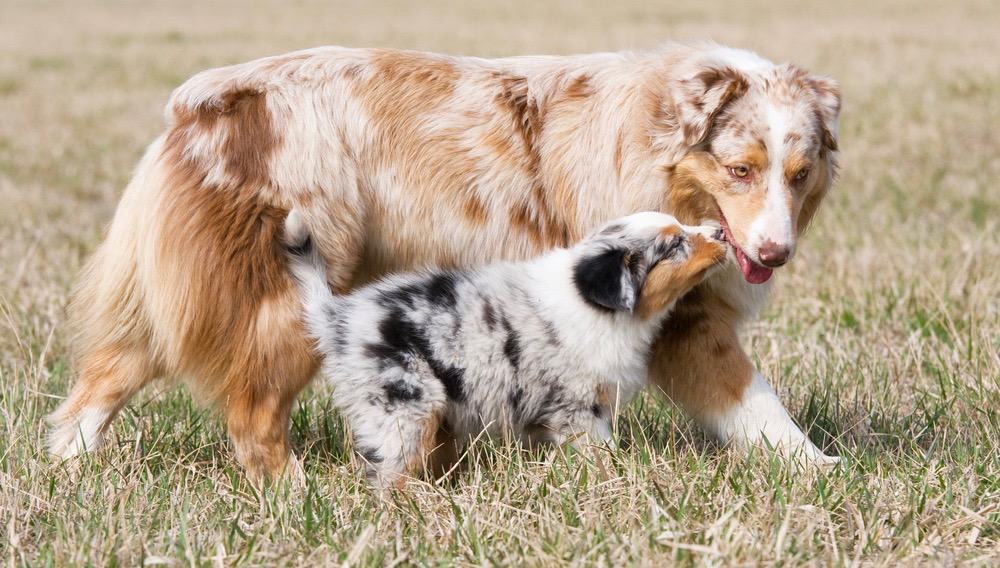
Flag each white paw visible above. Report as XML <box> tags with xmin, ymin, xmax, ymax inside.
<box><xmin>47</xmin><ymin>407</ymin><xmax>111</xmax><ymax>459</ymax></box>
<box><xmin>706</xmin><ymin>372</ymin><xmax>840</xmax><ymax>467</ymax></box>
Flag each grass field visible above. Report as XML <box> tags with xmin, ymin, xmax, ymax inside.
<box><xmin>2</xmin><ymin>0</ymin><xmax>999</xmax><ymax>565</ymax></box>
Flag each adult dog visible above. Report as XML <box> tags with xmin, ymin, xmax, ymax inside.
<box><xmin>49</xmin><ymin>42</ymin><xmax>841</xmax><ymax>479</ymax></box>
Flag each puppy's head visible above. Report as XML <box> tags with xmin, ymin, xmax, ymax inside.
<box><xmin>572</xmin><ymin>212</ymin><xmax>725</xmax><ymax>319</ymax></box>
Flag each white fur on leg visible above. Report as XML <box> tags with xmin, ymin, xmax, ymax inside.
<box><xmin>47</xmin><ymin>406</ymin><xmax>112</xmax><ymax>459</ymax></box>
<box><xmin>704</xmin><ymin>372</ymin><xmax>839</xmax><ymax>465</ymax></box>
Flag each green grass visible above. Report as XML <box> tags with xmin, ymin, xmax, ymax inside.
<box><xmin>2</xmin><ymin>0</ymin><xmax>999</xmax><ymax>564</ymax></box>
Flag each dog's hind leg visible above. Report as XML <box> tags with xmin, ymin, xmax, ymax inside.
<box><xmin>48</xmin><ymin>340</ymin><xmax>160</xmax><ymax>458</ymax></box>
<box><xmin>47</xmin><ymin>182</ymin><xmax>163</xmax><ymax>459</ymax></box>
<box><xmin>210</xmin><ymin>282</ymin><xmax>320</xmax><ymax>483</ymax></box>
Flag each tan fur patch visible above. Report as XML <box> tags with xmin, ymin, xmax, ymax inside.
<box><xmin>737</xmin><ymin>141</ymin><xmax>768</xmax><ymax>171</ymax></box>
<box><xmin>493</xmin><ymin>72</ymin><xmax>576</xmax><ymax>249</ymax></box>
<box><xmin>676</xmin><ymin>66</ymin><xmax>750</xmax><ymax>145</ymax></box>
<box><xmin>463</xmin><ymin>195</ymin><xmax>489</xmax><ymax>225</ymax></box>
<box><xmin>595</xmin><ymin>383</ymin><xmax>615</xmax><ymax>410</ymax></box>
<box><xmin>563</xmin><ymin>73</ymin><xmax>593</xmax><ymax>102</ymax></box>
<box><xmin>400</xmin><ymin>409</ymin><xmax>458</xmax><ymax>483</ymax></box>
<box><xmin>667</xmin><ymin>152</ymin><xmax>728</xmax><ymax>225</ymax></box>
<box><xmin>667</xmin><ymin>151</ymin><xmax>765</xmax><ymax>246</ymax></box>
<box><xmin>167</xmin><ymin>88</ymin><xmax>277</xmax><ymax>189</ymax></box>
<box><xmin>356</xmin><ymin>51</ymin><xmax>509</xmax><ymax>233</ymax></box>
<box><xmin>648</xmin><ymin>287</ymin><xmax>753</xmax><ymax>416</ymax></box>
<box><xmin>636</xmin><ymin>234</ymin><xmax>725</xmax><ymax>320</ymax></box>
<box><xmin>424</xmin><ymin>422</ymin><xmax>462</xmax><ymax>480</ymax></box>
<box><xmin>783</xmin><ymin>151</ymin><xmax>812</xmax><ymax>182</ymax></box>
<box><xmin>508</xmin><ymin>182</ymin><xmax>574</xmax><ymax>249</ymax></box>
<box><xmin>157</xmin><ymin>94</ymin><xmax>318</xmax><ymax>478</ymax></box>
<box><xmin>494</xmin><ymin>73</ymin><xmax>542</xmax><ymax>168</ymax></box>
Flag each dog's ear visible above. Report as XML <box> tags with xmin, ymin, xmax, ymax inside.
<box><xmin>573</xmin><ymin>246</ymin><xmax>641</xmax><ymax>312</ymax></box>
<box><xmin>672</xmin><ymin>65</ymin><xmax>749</xmax><ymax>146</ymax></box>
<box><xmin>803</xmin><ymin>73</ymin><xmax>841</xmax><ymax>152</ymax></box>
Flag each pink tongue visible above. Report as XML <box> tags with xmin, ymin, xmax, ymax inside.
<box><xmin>735</xmin><ymin>247</ymin><xmax>773</xmax><ymax>284</ymax></box>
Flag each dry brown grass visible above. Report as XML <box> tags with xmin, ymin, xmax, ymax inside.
<box><xmin>1</xmin><ymin>0</ymin><xmax>999</xmax><ymax>565</ymax></box>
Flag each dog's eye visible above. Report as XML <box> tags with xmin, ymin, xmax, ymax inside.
<box><xmin>728</xmin><ymin>165</ymin><xmax>750</xmax><ymax>180</ymax></box>
<box><xmin>793</xmin><ymin>168</ymin><xmax>810</xmax><ymax>182</ymax></box>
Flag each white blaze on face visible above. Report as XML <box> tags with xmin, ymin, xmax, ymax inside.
<box><xmin>747</xmin><ymin>102</ymin><xmax>796</xmax><ymax>263</ymax></box>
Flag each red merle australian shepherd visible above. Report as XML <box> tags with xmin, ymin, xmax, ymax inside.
<box><xmin>48</xmin><ymin>42</ymin><xmax>841</xmax><ymax>480</ymax></box>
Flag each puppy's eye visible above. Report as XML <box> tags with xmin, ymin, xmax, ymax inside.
<box><xmin>793</xmin><ymin>168</ymin><xmax>810</xmax><ymax>182</ymax></box>
<box><xmin>728</xmin><ymin>165</ymin><xmax>750</xmax><ymax>180</ymax></box>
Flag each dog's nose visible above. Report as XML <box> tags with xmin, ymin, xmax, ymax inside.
<box><xmin>758</xmin><ymin>240</ymin><xmax>790</xmax><ymax>267</ymax></box>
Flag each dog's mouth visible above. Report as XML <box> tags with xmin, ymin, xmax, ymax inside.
<box><xmin>717</xmin><ymin>209</ymin><xmax>773</xmax><ymax>285</ymax></box>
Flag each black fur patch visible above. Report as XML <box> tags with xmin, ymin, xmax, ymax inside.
<box><xmin>425</xmin><ymin>273</ymin><xmax>459</xmax><ymax>308</ymax></box>
<box><xmin>573</xmin><ymin>247</ymin><xmax>632</xmax><ymax>312</ymax></box>
<box><xmin>538</xmin><ymin>316</ymin><xmax>561</xmax><ymax>346</ymax></box>
<box><xmin>521</xmin><ymin>382</ymin><xmax>568</xmax><ymax>429</ymax></box>
<box><xmin>509</xmin><ymin>385</ymin><xmax>529</xmax><ymax>424</ymax></box>
<box><xmin>378</xmin><ymin>283</ymin><xmax>424</xmax><ymax>310</ymax></box>
<box><xmin>430</xmin><ymin>365</ymin><xmax>465</xmax><ymax>401</ymax></box>
<box><xmin>364</xmin><ymin>341</ymin><xmax>408</xmax><ymax>369</ymax></box>
<box><xmin>285</xmin><ymin>234</ymin><xmax>313</xmax><ymax>258</ymax></box>
<box><xmin>372</xmin><ymin>307</ymin><xmax>466</xmax><ymax>402</ymax></box>
<box><xmin>482</xmin><ymin>300</ymin><xmax>498</xmax><ymax>332</ymax></box>
<box><xmin>357</xmin><ymin>445</ymin><xmax>383</xmax><ymax>464</ymax></box>
<box><xmin>509</xmin><ymin>386</ymin><xmax>524</xmax><ymax>412</ymax></box>
<box><xmin>599</xmin><ymin>223</ymin><xmax>625</xmax><ymax>236</ymax></box>
<box><xmin>384</xmin><ymin>379</ymin><xmax>423</xmax><ymax>403</ymax></box>
<box><xmin>541</xmin><ymin>383</ymin><xmax>566</xmax><ymax>410</ymax></box>
<box><xmin>500</xmin><ymin>316</ymin><xmax>522</xmax><ymax>370</ymax></box>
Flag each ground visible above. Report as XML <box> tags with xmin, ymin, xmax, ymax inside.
<box><xmin>1</xmin><ymin>0</ymin><xmax>998</xmax><ymax>565</ymax></box>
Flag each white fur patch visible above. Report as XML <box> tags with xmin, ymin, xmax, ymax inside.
<box><xmin>703</xmin><ymin>372</ymin><xmax>838</xmax><ymax>464</ymax></box>
<box><xmin>48</xmin><ymin>406</ymin><xmax>112</xmax><ymax>458</ymax></box>
<box><xmin>745</xmin><ymin>102</ymin><xmax>795</xmax><ymax>263</ymax></box>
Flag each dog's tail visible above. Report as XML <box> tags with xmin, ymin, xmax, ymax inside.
<box><xmin>283</xmin><ymin>210</ymin><xmax>337</xmax><ymax>342</ymax></box>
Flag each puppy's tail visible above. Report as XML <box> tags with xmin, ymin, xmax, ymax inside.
<box><xmin>284</xmin><ymin>210</ymin><xmax>337</xmax><ymax>341</ymax></box>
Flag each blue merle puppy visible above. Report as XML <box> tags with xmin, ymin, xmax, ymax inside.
<box><xmin>285</xmin><ymin>211</ymin><xmax>726</xmax><ymax>487</ymax></box>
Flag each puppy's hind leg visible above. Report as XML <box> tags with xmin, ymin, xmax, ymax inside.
<box><xmin>349</xmin><ymin>401</ymin><xmax>448</xmax><ymax>490</ymax></box>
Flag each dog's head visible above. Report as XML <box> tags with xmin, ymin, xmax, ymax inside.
<box><xmin>572</xmin><ymin>212</ymin><xmax>726</xmax><ymax>319</ymax></box>
<box><xmin>661</xmin><ymin>50</ymin><xmax>841</xmax><ymax>285</ymax></box>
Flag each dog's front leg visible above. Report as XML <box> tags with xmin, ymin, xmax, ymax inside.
<box><xmin>701</xmin><ymin>370</ymin><xmax>837</xmax><ymax>464</ymax></box>
<box><xmin>649</xmin><ymin>289</ymin><xmax>837</xmax><ymax>464</ymax></box>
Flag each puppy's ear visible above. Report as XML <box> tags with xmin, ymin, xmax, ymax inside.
<box><xmin>672</xmin><ymin>65</ymin><xmax>749</xmax><ymax>146</ymax></box>
<box><xmin>803</xmin><ymin>73</ymin><xmax>841</xmax><ymax>152</ymax></box>
<box><xmin>573</xmin><ymin>247</ymin><xmax>639</xmax><ymax>312</ymax></box>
